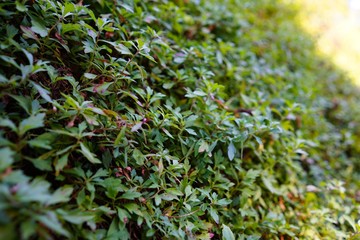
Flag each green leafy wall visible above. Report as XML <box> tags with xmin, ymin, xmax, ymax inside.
<box><xmin>0</xmin><ymin>0</ymin><xmax>359</xmax><ymax>239</ymax></box>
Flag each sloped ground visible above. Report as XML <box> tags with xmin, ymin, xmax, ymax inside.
<box><xmin>0</xmin><ymin>0</ymin><xmax>359</xmax><ymax>239</ymax></box>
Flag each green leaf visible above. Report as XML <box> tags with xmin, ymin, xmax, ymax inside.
<box><xmin>83</xmin><ymin>40</ymin><xmax>95</xmax><ymax>53</ymax></box>
<box><xmin>20</xmin><ymin>220</ymin><xmax>36</xmax><ymax>240</ymax></box>
<box><xmin>162</xmin><ymin>128</ymin><xmax>174</xmax><ymax>139</ymax></box>
<box><xmin>19</xmin><ymin>113</ymin><xmax>45</xmax><ymax>136</ymax></box>
<box><xmin>28</xmin><ymin>138</ymin><xmax>52</xmax><ymax>150</ymax></box>
<box><xmin>20</xmin><ymin>25</ymin><xmax>39</xmax><ymax>40</ymax></box>
<box><xmin>16</xmin><ymin>1</ymin><xmax>28</xmax><ymax>12</ymax></box>
<box><xmin>84</xmin><ymin>73</ymin><xmax>97</xmax><ymax>79</ymax></box>
<box><xmin>0</xmin><ymin>55</ymin><xmax>20</xmax><ymax>69</ymax></box>
<box><xmin>114</xmin><ymin>126</ymin><xmax>126</xmax><ymax>145</ymax></box>
<box><xmin>101</xmin><ymin>40</ymin><xmax>133</xmax><ymax>55</ymax></box>
<box><xmin>0</xmin><ymin>147</ymin><xmax>15</xmax><ymax>172</ymax></box>
<box><xmin>16</xmin><ymin>178</ymin><xmax>51</xmax><ymax>203</ymax></box>
<box><xmin>146</xmin><ymin>229</ymin><xmax>156</xmax><ymax>237</ymax></box>
<box><xmin>343</xmin><ymin>215</ymin><xmax>357</xmax><ymax>232</ymax></box>
<box><xmin>227</xmin><ymin>141</ymin><xmax>236</xmax><ymax>161</ymax></box>
<box><xmin>120</xmin><ymin>191</ymin><xmax>141</xmax><ymax>200</ymax></box>
<box><xmin>36</xmin><ymin>212</ymin><xmax>70</xmax><ymax>237</ymax></box>
<box><xmin>47</xmin><ymin>186</ymin><xmax>73</xmax><ymax>205</ymax></box>
<box><xmin>55</xmin><ymin>154</ymin><xmax>69</xmax><ymax>175</ymax></box>
<box><xmin>160</xmin><ymin>193</ymin><xmax>179</xmax><ymax>201</ymax></box>
<box><xmin>80</xmin><ymin>142</ymin><xmax>101</xmax><ymax>164</ymax></box>
<box><xmin>124</xmin><ymin>203</ymin><xmax>142</xmax><ymax>215</ymax></box>
<box><xmin>61</xmin><ymin>23</ymin><xmax>82</xmax><ymax>34</ymax></box>
<box><xmin>27</xmin><ymin>157</ymin><xmax>52</xmax><ymax>171</ymax></box>
<box><xmin>0</xmin><ymin>73</ymin><xmax>8</xmax><ymax>83</ymax></box>
<box><xmin>131</xmin><ymin>122</ymin><xmax>143</xmax><ymax>132</ymax></box>
<box><xmin>209</xmin><ymin>207</ymin><xmax>219</xmax><ymax>224</ymax></box>
<box><xmin>132</xmin><ymin>148</ymin><xmax>144</xmax><ymax>165</ymax></box>
<box><xmin>198</xmin><ymin>140</ymin><xmax>209</xmax><ymax>153</ymax></box>
<box><xmin>83</xmin><ymin>82</ymin><xmax>113</xmax><ymax>95</ymax></box>
<box><xmin>115</xmin><ymin>43</ymin><xmax>132</xmax><ymax>55</ymax></box>
<box><xmin>243</xmin><ymin>169</ymin><xmax>261</xmax><ymax>186</ymax></box>
<box><xmin>154</xmin><ymin>194</ymin><xmax>161</xmax><ymax>206</ymax></box>
<box><xmin>261</xmin><ymin>174</ymin><xmax>282</xmax><ymax>195</ymax></box>
<box><xmin>222</xmin><ymin>224</ymin><xmax>235</xmax><ymax>240</ymax></box>
<box><xmin>9</xmin><ymin>94</ymin><xmax>32</xmax><ymax>114</ymax></box>
<box><xmin>216</xmin><ymin>198</ymin><xmax>232</xmax><ymax>206</ymax></box>
<box><xmin>31</xmin><ymin>18</ymin><xmax>48</xmax><ymax>37</ymax></box>
<box><xmin>185</xmin><ymin>89</ymin><xmax>207</xmax><ymax>98</ymax></box>
<box><xmin>0</xmin><ymin>118</ymin><xmax>17</xmax><ymax>133</ymax></box>
<box><xmin>57</xmin><ymin>209</ymin><xmax>95</xmax><ymax>225</ymax></box>
<box><xmin>28</xmin><ymin>133</ymin><xmax>54</xmax><ymax>150</ymax></box>
<box><xmin>22</xmin><ymin>49</ymin><xmax>33</xmax><ymax>65</ymax></box>
<box><xmin>117</xmin><ymin>207</ymin><xmax>129</xmax><ymax>220</ymax></box>
<box><xmin>185</xmin><ymin>128</ymin><xmax>197</xmax><ymax>135</ymax></box>
<box><xmin>119</xmin><ymin>3</ymin><xmax>134</xmax><ymax>13</ymax></box>
<box><xmin>173</xmin><ymin>52</ymin><xmax>187</xmax><ymax>64</ymax></box>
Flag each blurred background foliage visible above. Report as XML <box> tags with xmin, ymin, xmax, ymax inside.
<box><xmin>297</xmin><ymin>0</ymin><xmax>360</xmax><ymax>85</ymax></box>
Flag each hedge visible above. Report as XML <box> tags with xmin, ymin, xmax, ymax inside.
<box><xmin>0</xmin><ymin>0</ymin><xmax>359</xmax><ymax>239</ymax></box>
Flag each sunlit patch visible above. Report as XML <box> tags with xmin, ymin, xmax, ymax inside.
<box><xmin>296</xmin><ymin>0</ymin><xmax>360</xmax><ymax>85</ymax></box>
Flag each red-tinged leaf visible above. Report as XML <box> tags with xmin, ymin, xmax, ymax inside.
<box><xmin>20</xmin><ymin>25</ymin><xmax>39</xmax><ymax>40</ymax></box>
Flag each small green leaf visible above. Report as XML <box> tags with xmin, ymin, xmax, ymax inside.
<box><xmin>57</xmin><ymin>209</ymin><xmax>95</xmax><ymax>225</ymax></box>
<box><xmin>227</xmin><ymin>141</ymin><xmax>236</xmax><ymax>161</ymax></box>
<box><xmin>261</xmin><ymin>174</ymin><xmax>282</xmax><ymax>195</ymax></box>
<box><xmin>154</xmin><ymin>194</ymin><xmax>161</xmax><ymax>206</ymax></box>
<box><xmin>83</xmin><ymin>40</ymin><xmax>95</xmax><ymax>53</ymax></box>
<box><xmin>132</xmin><ymin>148</ymin><xmax>144</xmax><ymax>165</ymax></box>
<box><xmin>162</xmin><ymin>128</ymin><xmax>173</xmax><ymax>139</ymax></box>
<box><xmin>47</xmin><ymin>186</ymin><xmax>73</xmax><ymax>205</ymax></box>
<box><xmin>115</xmin><ymin>44</ymin><xmax>132</xmax><ymax>55</ymax></box>
<box><xmin>101</xmin><ymin>40</ymin><xmax>133</xmax><ymax>55</ymax></box>
<box><xmin>160</xmin><ymin>193</ymin><xmax>179</xmax><ymax>201</ymax></box>
<box><xmin>19</xmin><ymin>113</ymin><xmax>45</xmax><ymax>136</ymax></box>
<box><xmin>222</xmin><ymin>224</ymin><xmax>235</xmax><ymax>240</ymax></box>
<box><xmin>84</xmin><ymin>82</ymin><xmax>113</xmax><ymax>95</ymax></box>
<box><xmin>84</xmin><ymin>73</ymin><xmax>97</xmax><ymax>79</ymax></box>
<box><xmin>343</xmin><ymin>215</ymin><xmax>357</xmax><ymax>232</ymax></box>
<box><xmin>9</xmin><ymin>94</ymin><xmax>32</xmax><ymax>114</ymax></box>
<box><xmin>114</xmin><ymin>126</ymin><xmax>127</xmax><ymax>145</ymax></box>
<box><xmin>120</xmin><ymin>191</ymin><xmax>141</xmax><ymax>200</ymax></box>
<box><xmin>0</xmin><ymin>118</ymin><xmax>17</xmax><ymax>132</ymax></box>
<box><xmin>80</xmin><ymin>142</ymin><xmax>101</xmax><ymax>164</ymax></box>
<box><xmin>209</xmin><ymin>207</ymin><xmax>219</xmax><ymax>224</ymax></box>
<box><xmin>198</xmin><ymin>140</ymin><xmax>209</xmax><ymax>153</ymax></box>
<box><xmin>20</xmin><ymin>220</ymin><xmax>36</xmax><ymax>240</ymax></box>
<box><xmin>131</xmin><ymin>122</ymin><xmax>143</xmax><ymax>132</ymax></box>
<box><xmin>31</xmin><ymin>18</ymin><xmax>48</xmax><ymax>37</ymax></box>
<box><xmin>146</xmin><ymin>229</ymin><xmax>156</xmax><ymax>237</ymax></box>
<box><xmin>36</xmin><ymin>212</ymin><xmax>70</xmax><ymax>237</ymax></box>
<box><xmin>16</xmin><ymin>1</ymin><xmax>28</xmax><ymax>12</ymax></box>
<box><xmin>0</xmin><ymin>147</ymin><xmax>15</xmax><ymax>172</ymax></box>
<box><xmin>216</xmin><ymin>198</ymin><xmax>232</xmax><ymax>206</ymax></box>
<box><xmin>32</xmin><ymin>82</ymin><xmax>53</xmax><ymax>103</ymax></box>
<box><xmin>185</xmin><ymin>128</ymin><xmax>197</xmax><ymax>135</ymax></box>
<box><xmin>55</xmin><ymin>154</ymin><xmax>69</xmax><ymax>175</ymax></box>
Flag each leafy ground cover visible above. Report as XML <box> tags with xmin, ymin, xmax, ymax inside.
<box><xmin>0</xmin><ymin>0</ymin><xmax>360</xmax><ymax>239</ymax></box>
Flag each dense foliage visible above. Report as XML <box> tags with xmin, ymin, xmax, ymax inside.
<box><xmin>1</xmin><ymin>0</ymin><xmax>360</xmax><ymax>239</ymax></box>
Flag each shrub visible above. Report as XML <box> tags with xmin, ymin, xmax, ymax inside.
<box><xmin>0</xmin><ymin>0</ymin><xmax>359</xmax><ymax>239</ymax></box>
